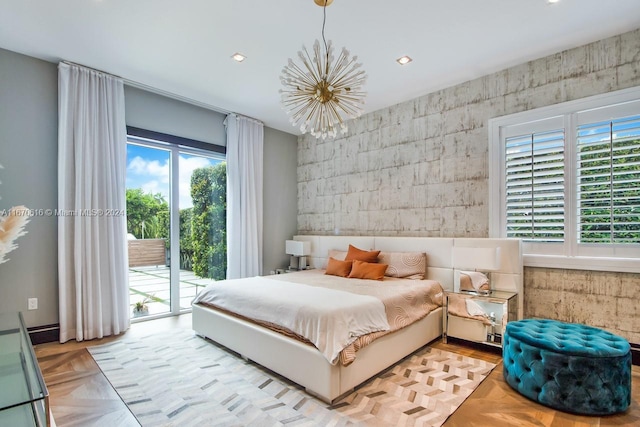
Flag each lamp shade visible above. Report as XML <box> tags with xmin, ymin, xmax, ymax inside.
<box><xmin>452</xmin><ymin>246</ymin><xmax>501</xmax><ymax>271</ymax></box>
<box><xmin>285</xmin><ymin>240</ymin><xmax>311</xmax><ymax>256</ymax></box>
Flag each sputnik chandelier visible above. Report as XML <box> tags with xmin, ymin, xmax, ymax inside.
<box><xmin>279</xmin><ymin>0</ymin><xmax>367</xmax><ymax>140</ymax></box>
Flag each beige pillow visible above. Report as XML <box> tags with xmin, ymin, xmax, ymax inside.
<box><xmin>348</xmin><ymin>260</ymin><xmax>388</xmax><ymax>281</ymax></box>
<box><xmin>325</xmin><ymin>257</ymin><xmax>353</xmax><ymax>277</ymax></box>
<box><xmin>377</xmin><ymin>251</ymin><xmax>426</xmax><ymax>279</ymax></box>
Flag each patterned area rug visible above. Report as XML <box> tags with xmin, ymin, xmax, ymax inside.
<box><xmin>88</xmin><ymin>329</ymin><xmax>495</xmax><ymax>427</ymax></box>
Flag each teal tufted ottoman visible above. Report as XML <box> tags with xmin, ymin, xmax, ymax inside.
<box><xmin>503</xmin><ymin>319</ymin><xmax>631</xmax><ymax>415</ymax></box>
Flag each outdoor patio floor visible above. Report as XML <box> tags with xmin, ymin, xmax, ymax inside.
<box><xmin>129</xmin><ymin>266</ymin><xmax>215</xmax><ymax>318</ymax></box>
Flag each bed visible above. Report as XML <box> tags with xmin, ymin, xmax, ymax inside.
<box><xmin>192</xmin><ymin>235</ymin><xmax>523</xmax><ymax>403</ymax></box>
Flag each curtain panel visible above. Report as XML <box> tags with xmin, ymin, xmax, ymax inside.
<box><xmin>58</xmin><ymin>62</ymin><xmax>129</xmax><ymax>342</ymax></box>
<box><xmin>225</xmin><ymin>114</ymin><xmax>264</xmax><ymax>279</ymax></box>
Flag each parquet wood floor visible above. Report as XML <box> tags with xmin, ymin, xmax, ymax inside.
<box><xmin>35</xmin><ymin>315</ymin><xmax>640</xmax><ymax>427</ymax></box>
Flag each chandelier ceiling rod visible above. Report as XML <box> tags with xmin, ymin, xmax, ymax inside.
<box><xmin>279</xmin><ymin>0</ymin><xmax>367</xmax><ymax>140</ymax></box>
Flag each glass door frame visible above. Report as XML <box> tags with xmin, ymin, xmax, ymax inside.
<box><xmin>127</xmin><ymin>128</ymin><xmax>226</xmax><ymax>318</ymax></box>
<box><xmin>169</xmin><ymin>147</ymin><xmax>180</xmax><ymax>314</ymax></box>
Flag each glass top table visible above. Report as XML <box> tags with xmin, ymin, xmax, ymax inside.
<box><xmin>0</xmin><ymin>312</ymin><xmax>49</xmax><ymax>426</ymax></box>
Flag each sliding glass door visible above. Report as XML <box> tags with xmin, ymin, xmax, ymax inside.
<box><xmin>126</xmin><ymin>142</ymin><xmax>171</xmax><ymax>318</ymax></box>
<box><xmin>126</xmin><ymin>135</ymin><xmax>225</xmax><ymax>319</ymax></box>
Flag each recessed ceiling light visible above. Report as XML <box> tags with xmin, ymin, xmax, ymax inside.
<box><xmin>548</xmin><ymin>0</ymin><xmax>560</xmax><ymax>4</ymax></box>
<box><xmin>231</xmin><ymin>53</ymin><xmax>246</xmax><ymax>62</ymax></box>
<box><xmin>396</xmin><ymin>55</ymin><xmax>412</xmax><ymax>66</ymax></box>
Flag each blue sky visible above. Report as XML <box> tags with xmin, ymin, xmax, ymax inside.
<box><xmin>126</xmin><ymin>143</ymin><xmax>221</xmax><ymax>209</ymax></box>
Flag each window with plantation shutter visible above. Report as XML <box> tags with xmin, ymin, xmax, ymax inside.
<box><xmin>576</xmin><ymin>115</ymin><xmax>640</xmax><ymax>244</ymax></box>
<box><xmin>489</xmin><ymin>86</ymin><xmax>640</xmax><ymax>273</ymax></box>
<box><xmin>505</xmin><ymin>129</ymin><xmax>565</xmax><ymax>242</ymax></box>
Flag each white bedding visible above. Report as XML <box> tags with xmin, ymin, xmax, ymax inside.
<box><xmin>192</xmin><ymin>275</ymin><xmax>390</xmax><ymax>364</ymax></box>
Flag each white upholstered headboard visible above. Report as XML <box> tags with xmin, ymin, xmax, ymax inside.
<box><xmin>293</xmin><ymin>235</ymin><xmax>524</xmax><ymax>319</ymax></box>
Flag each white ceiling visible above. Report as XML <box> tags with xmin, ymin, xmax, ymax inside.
<box><xmin>1</xmin><ymin>0</ymin><xmax>640</xmax><ymax>136</ymax></box>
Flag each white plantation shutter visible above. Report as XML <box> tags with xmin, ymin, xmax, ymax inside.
<box><xmin>505</xmin><ymin>129</ymin><xmax>565</xmax><ymax>242</ymax></box>
<box><xmin>489</xmin><ymin>86</ymin><xmax>640</xmax><ymax>271</ymax></box>
<box><xmin>576</xmin><ymin>113</ymin><xmax>640</xmax><ymax>244</ymax></box>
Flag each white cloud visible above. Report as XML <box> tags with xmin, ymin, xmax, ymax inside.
<box><xmin>127</xmin><ymin>156</ymin><xmax>169</xmax><ymax>184</ymax></box>
<box><xmin>128</xmin><ymin>156</ymin><xmax>147</xmax><ymax>174</ymax></box>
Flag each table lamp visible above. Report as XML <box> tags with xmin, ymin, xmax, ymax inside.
<box><xmin>285</xmin><ymin>240</ymin><xmax>311</xmax><ymax>270</ymax></box>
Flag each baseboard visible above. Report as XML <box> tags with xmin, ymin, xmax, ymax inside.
<box><xmin>28</xmin><ymin>323</ymin><xmax>60</xmax><ymax>345</ymax></box>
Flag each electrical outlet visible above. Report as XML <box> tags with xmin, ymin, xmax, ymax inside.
<box><xmin>28</xmin><ymin>298</ymin><xmax>38</xmax><ymax>310</ymax></box>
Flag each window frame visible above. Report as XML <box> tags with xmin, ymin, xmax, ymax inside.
<box><xmin>489</xmin><ymin>86</ymin><xmax>640</xmax><ymax>273</ymax></box>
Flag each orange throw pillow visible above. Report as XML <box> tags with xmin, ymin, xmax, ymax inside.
<box><xmin>325</xmin><ymin>257</ymin><xmax>353</xmax><ymax>277</ymax></box>
<box><xmin>348</xmin><ymin>260</ymin><xmax>388</xmax><ymax>281</ymax></box>
<box><xmin>345</xmin><ymin>244</ymin><xmax>380</xmax><ymax>263</ymax></box>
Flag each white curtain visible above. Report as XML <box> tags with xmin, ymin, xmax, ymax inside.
<box><xmin>58</xmin><ymin>62</ymin><xmax>129</xmax><ymax>342</ymax></box>
<box><xmin>225</xmin><ymin>113</ymin><xmax>264</xmax><ymax>279</ymax></box>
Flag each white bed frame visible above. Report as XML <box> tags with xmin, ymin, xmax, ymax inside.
<box><xmin>192</xmin><ymin>236</ymin><xmax>523</xmax><ymax>403</ymax></box>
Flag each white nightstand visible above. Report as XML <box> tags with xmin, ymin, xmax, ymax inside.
<box><xmin>443</xmin><ymin>290</ymin><xmax>517</xmax><ymax>347</ymax></box>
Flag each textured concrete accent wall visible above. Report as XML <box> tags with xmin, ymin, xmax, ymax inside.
<box><xmin>296</xmin><ymin>28</ymin><xmax>640</xmax><ymax>342</ymax></box>
<box><xmin>298</xmin><ymin>28</ymin><xmax>640</xmax><ymax>236</ymax></box>
<box><xmin>525</xmin><ymin>267</ymin><xmax>640</xmax><ymax>343</ymax></box>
